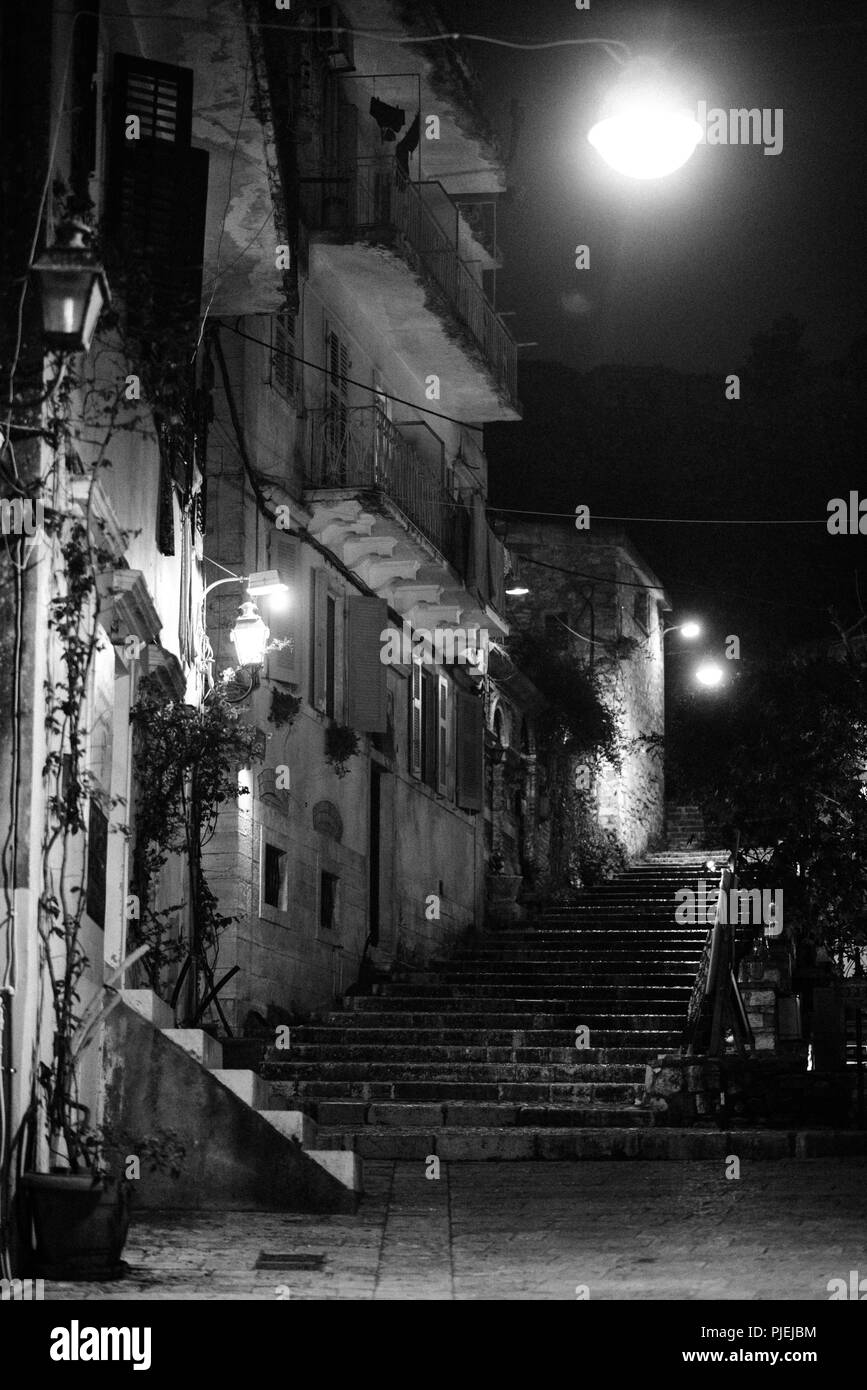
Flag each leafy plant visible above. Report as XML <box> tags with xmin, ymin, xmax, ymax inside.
<box><xmin>325</xmin><ymin>723</ymin><xmax>359</xmax><ymax>777</ymax></box>
<box><xmin>667</xmin><ymin>655</ymin><xmax>867</xmax><ymax>956</ymax></box>
<box><xmin>268</xmin><ymin>688</ymin><xmax>301</xmax><ymax>730</ymax></box>
<box><xmin>129</xmin><ymin>675</ymin><xmax>261</xmax><ymax>1022</ymax></box>
<box><xmin>505</xmin><ymin>627</ymin><xmax>623</xmax><ymax>893</ymax></box>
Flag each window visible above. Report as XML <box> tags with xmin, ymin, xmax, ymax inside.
<box><xmin>272</xmin><ymin>314</ymin><xmax>296</xmax><ymax>400</ymax></box>
<box><xmin>263</xmin><ymin>842</ymin><xmax>287</xmax><ymax>911</ymax></box>
<box><xmin>422</xmin><ymin>668</ymin><xmax>437</xmax><ymax>789</ymax></box>
<box><xmin>325</xmin><ymin>594</ymin><xmax>336</xmax><ymax>718</ymax></box>
<box><xmin>320</xmin><ymin>871</ymin><xmax>338</xmax><ymax>931</ymax></box>
<box><xmin>633</xmin><ymin>590</ymin><xmax>649</xmax><ymax>631</ymax></box>
<box><xmin>437</xmin><ymin>676</ymin><xmax>450</xmax><ymax>796</ymax></box>
<box><xmin>409</xmin><ymin>658</ymin><xmax>423</xmax><ymax>778</ymax></box>
<box><xmin>106</xmin><ymin>55</ymin><xmax>209</xmax><ymax>557</ymax></box>
<box><xmin>325</xmin><ymin>325</ymin><xmax>350</xmax><ymax>481</ymax></box>
<box><xmin>86</xmin><ymin>801</ymin><xmax>108</xmax><ymax>929</ymax></box>
<box><xmin>309</xmin><ymin>569</ymin><xmax>335</xmax><ymax>713</ymax></box>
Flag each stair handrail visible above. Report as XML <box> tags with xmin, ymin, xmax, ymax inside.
<box><xmin>682</xmin><ymin>830</ymin><xmax>752</xmax><ymax>1056</ymax></box>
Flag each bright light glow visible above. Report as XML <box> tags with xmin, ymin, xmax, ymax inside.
<box><xmin>587</xmin><ymin>57</ymin><xmax>702</xmax><ymax>181</ymax></box>
<box><xmin>230</xmin><ymin>600</ymin><xmax>270</xmax><ymax>667</ymax></box>
<box><xmin>266</xmin><ymin>588</ymin><xmax>291</xmax><ymax>612</ymax></box>
<box><xmin>506</xmin><ymin>585</ymin><xmax>530</xmax><ymax>597</ymax></box>
<box><xmin>680</xmin><ymin>621</ymin><xmax>701</xmax><ymax>640</ymax></box>
<box><xmin>695</xmin><ymin>661</ymin><xmax>724</xmax><ymax>688</ymax></box>
<box><xmin>588</xmin><ymin>108</ymin><xmax>702</xmax><ymax>179</ymax></box>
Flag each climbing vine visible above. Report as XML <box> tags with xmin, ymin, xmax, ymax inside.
<box><xmin>129</xmin><ymin>676</ymin><xmax>261</xmax><ymax>1024</ymax></box>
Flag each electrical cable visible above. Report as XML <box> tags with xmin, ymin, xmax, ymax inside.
<box><xmin>521</xmin><ymin>553</ymin><xmax>832</xmax><ymax>613</ymax></box>
<box><xmin>488</xmin><ymin>505</ymin><xmax>828</xmax><ymax>525</ymax></box>
<box><xmin>223</xmin><ymin>321</ymin><xmax>487</xmax><ymax>432</ymax></box>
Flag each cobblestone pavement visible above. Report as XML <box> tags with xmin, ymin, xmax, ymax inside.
<box><xmin>45</xmin><ymin>1159</ymin><xmax>867</xmax><ymax>1301</ymax></box>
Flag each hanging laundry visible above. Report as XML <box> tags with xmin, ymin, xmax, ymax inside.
<box><xmin>370</xmin><ymin>96</ymin><xmax>405</xmax><ymax>141</ymax></box>
<box><xmin>396</xmin><ymin>111</ymin><xmax>421</xmax><ymax>174</ymax></box>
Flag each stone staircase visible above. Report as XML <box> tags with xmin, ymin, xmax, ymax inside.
<box><xmin>664</xmin><ymin>804</ymin><xmax>707</xmax><ymax>850</ymax></box>
<box><xmin>263</xmin><ymin>854</ymin><xmax>732</xmax><ymax>1159</ymax></box>
<box><xmin>263</xmin><ymin>851</ymin><xmax>867</xmax><ymax>1159</ymax></box>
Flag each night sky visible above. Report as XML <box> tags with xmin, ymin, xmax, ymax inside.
<box><xmin>437</xmin><ymin>0</ymin><xmax>867</xmax><ymax>670</ymax></box>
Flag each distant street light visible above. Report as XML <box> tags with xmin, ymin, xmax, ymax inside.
<box><xmin>588</xmin><ymin>58</ymin><xmax>702</xmax><ymax>180</ymax></box>
<box><xmin>663</xmin><ymin>620</ymin><xmax>702</xmax><ymax>639</ymax></box>
<box><xmin>505</xmin><ymin>584</ymin><xmax>529</xmax><ymax>597</ymax></box>
<box><xmin>694</xmin><ymin>661</ymin><xmax>725</xmax><ymax>688</ymax></box>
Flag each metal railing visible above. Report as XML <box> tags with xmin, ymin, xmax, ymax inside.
<box><xmin>304</xmin><ymin>162</ymin><xmax>518</xmax><ymax>405</ymax></box>
<box><xmin>305</xmin><ymin>404</ymin><xmax>459</xmax><ymax>563</ymax></box>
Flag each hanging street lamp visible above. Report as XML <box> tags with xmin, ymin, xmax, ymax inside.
<box><xmin>31</xmin><ymin>221</ymin><xmax>110</xmax><ymax>353</ymax></box>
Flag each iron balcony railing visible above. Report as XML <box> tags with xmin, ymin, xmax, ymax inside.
<box><xmin>306</xmin><ymin>404</ymin><xmax>457</xmax><ymax>563</ymax></box>
<box><xmin>304</xmin><ymin>162</ymin><xmax>518</xmax><ymax>406</ymax></box>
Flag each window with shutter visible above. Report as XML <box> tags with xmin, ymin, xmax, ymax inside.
<box><xmin>437</xmin><ymin>675</ymin><xmax>450</xmax><ymax>796</ymax></box>
<box><xmin>310</xmin><ymin>568</ymin><xmax>330</xmax><ymax>711</ymax></box>
<box><xmin>107</xmin><ymin>56</ymin><xmax>208</xmax><ymax>332</ymax></box>
<box><xmin>266</xmin><ymin>534</ymin><xmax>299</xmax><ymax>684</ymax></box>
<box><xmin>409</xmin><ymin>658</ymin><xmax>423</xmax><ymax>778</ymax></box>
<box><xmin>422</xmin><ymin>668</ymin><xmax>437</xmax><ymax>790</ymax></box>
<box><xmin>346</xmin><ymin>597</ymin><xmax>387</xmax><ymax>732</ymax></box>
<box><xmin>272</xmin><ymin>314</ymin><xmax>296</xmax><ymax>399</ymax></box>
<box><xmin>325</xmin><ymin>595</ymin><xmax>336</xmax><ymax>718</ymax></box>
<box><xmin>325</xmin><ymin>325</ymin><xmax>350</xmax><ymax>481</ymax></box>
<box><xmin>86</xmin><ymin>800</ymin><xmax>108</xmax><ymax>929</ymax></box>
<box><xmin>455</xmin><ymin>689</ymin><xmax>484</xmax><ymax>812</ymax></box>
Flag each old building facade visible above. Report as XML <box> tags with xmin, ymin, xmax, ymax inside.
<box><xmin>202</xmin><ymin>4</ymin><xmax>521</xmax><ymax>1025</ymax></box>
<box><xmin>493</xmin><ymin>516</ymin><xmax>670</xmax><ymax>861</ymax></box>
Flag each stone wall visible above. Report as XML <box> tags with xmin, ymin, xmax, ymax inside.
<box><xmin>494</xmin><ymin>519</ymin><xmax>668</xmax><ymax>860</ymax></box>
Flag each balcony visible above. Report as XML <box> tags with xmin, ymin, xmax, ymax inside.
<box><xmin>303</xmin><ymin>405</ymin><xmax>507</xmax><ymax>631</ymax></box>
<box><xmin>301</xmin><ymin>164</ymin><xmax>520</xmax><ymax>420</ymax></box>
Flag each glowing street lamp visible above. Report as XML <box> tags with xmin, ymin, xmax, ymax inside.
<box><xmin>588</xmin><ymin>58</ymin><xmax>702</xmax><ymax>180</ymax></box>
<box><xmin>663</xmin><ymin>620</ymin><xmax>702</xmax><ymax>638</ymax></box>
<box><xmin>695</xmin><ymin>660</ymin><xmax>724</xmax><ymax>688</ymax></box>
<box><xmin>230</xmin><ymin>600</ymin><xmax>270</xmax><ymax>668</ymax></box>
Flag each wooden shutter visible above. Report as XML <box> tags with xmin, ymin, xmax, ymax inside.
<box><xmin>409</xmin><ymin>657</ymin><xmax>423</xmax><ymax>778</ymax></box>
<box><xmin>346</xmin><ymin>597</ymin><xmax>387</xmax><ymax>732</ymax></box>
<box><xmin>437</xmin><ymin>675</ymin><xmax>450</xmax><ymax>796</ymax></box>
<box><xmin>455</xmin><ymin>689</ymin><xmax>484</xmax><ymax>812</ymax></box>
<box><xmin>107</xmin><ymin>56</ymin><xmax>208</xmax><ymax>333</ymax></box>
<box><xmin>311</xmin><ymin>568</ymin><xmax>329</xmax><ymax>711</ymax></box>
<box><xmin>422</xmin><ymin>668</ymin><xmax>437</xmax><ymax>789</ymax></box>
<box><xmin>266</xmin><ymin>534</ymin><xmax>299</xmax><ymax>684</ymax></box>
<box><xmin>272</xmin><ymin>314</ymin><xmax>295</xmax><ymax>398</ymax></box>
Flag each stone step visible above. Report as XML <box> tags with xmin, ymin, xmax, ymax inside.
<box><xmin>315</xmin><ymin>1126</ymin><xmax>867</xmax><ymax>1162</ymax></box>
<box><xmin>286</xmin><ymin>1031</ymin><xmax>659</xmax><ymax>1058</ymax></box>
<box><xmin>271</xmin><ymin>1080</ymin><xmax>656</xmax><ymax>1105</ymax></box>
<box><xmin>307</xmin><ymin>1100</ymin><xmax>650</xmax><ymax>1127</ymax></box>
<box><xmin>350</xmin><ymin>1001</ymin><xmax>686</xmax><ymax>1027</ymax></box>
<box><xmin>323</xmin><ymin>1016</ymin><xmax>683</xmax><ymax>1042</ymax></box>
<box><xmin>268</xmin><ymin>1060</ymin><xmax>647</xmax><ymax>1087</ymax></box>
<box><xmin>276</xmin><ymin>1048</ymin><xmax>645</xmax><ymax>1076</ymax></box>
<box><xmin>381</xmin><ymin>984</ymin><xmax>692</xmax><ymax>1002</ymax></box>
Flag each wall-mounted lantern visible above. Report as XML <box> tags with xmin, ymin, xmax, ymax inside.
<box><xmin>31</xmin><ymin>222</ymin><xmax>110</xmax><ymax>353</ymax></box>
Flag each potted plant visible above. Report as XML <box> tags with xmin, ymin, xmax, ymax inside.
<box><xmin>21</xmin><ymin>947</ymin><xmax>169</xmax><ymax>1279</ymax></box>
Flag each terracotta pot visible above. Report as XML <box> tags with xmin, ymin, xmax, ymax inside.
<box><xmin>22</xmin><ymin>1172</ymin><xmax>130</xmax><ymax>1279</ymax></box>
